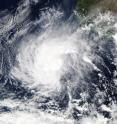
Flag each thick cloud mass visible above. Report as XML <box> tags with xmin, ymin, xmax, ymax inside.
<box><xmin>0</xmin><ymin>0</ymin><xmax>117</xmax><ymax>124</ymax></box>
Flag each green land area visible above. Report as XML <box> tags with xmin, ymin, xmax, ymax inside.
<box><xmin>76</xmin><ymin>0</ymin><xmax>117</xmax><ymax>14</ymax></box>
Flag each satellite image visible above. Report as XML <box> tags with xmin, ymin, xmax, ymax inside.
<box><xmin>0</xmin><ymin>0</ymin><xmax>117</xmax><ymax>124</ymax></box>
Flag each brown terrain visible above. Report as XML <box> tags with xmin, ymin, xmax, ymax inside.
<box><xmin>76</xmin><ymin>0</ymin><xmax>117</xmax><ymax>14</ymax></box>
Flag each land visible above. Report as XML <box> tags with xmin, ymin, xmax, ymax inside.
<box><xmin>76</xmin><ymin>0</ymin><xmax>117</xmax><ymax>15</ymax></box>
